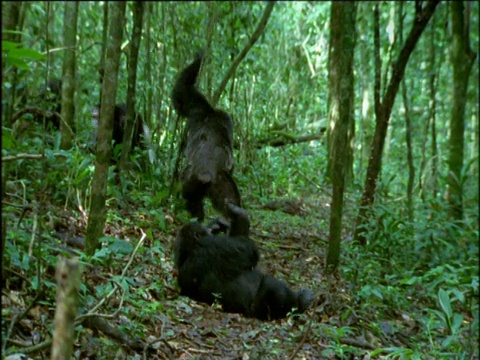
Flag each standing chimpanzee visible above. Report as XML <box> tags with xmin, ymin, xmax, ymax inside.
<box><xmin>91</xmin><ymin>103</ymin><xmax>144</xmax><ymax>154</ymax></box>
<box><xmin>172</xmin><ymin>51</ymin><xmax>241</xmax><ymax>223</ymax></box>
<box><xmin>174</xmin><ymin>202</ymin><xmax>314</xmax><ymax>321</ymax></box>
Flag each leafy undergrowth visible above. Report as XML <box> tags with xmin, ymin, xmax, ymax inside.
<box><xmin>3</xmin><ymin>186</ymin><xmax>478</xmax><ymax>359</ymax></box>
<box><xmin>2</xmin><ymin>144</ymin><xmax>478</xmax><ymax>359</ymax></box>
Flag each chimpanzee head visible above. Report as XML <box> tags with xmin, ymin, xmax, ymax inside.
<box><xmin>174</xmin><ymin>221</ymin><xmax>209</xmax><ymax>269</ymax></box>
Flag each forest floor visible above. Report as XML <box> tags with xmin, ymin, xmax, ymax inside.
<box><xmin>2</xmin><ymin>188</ymin><xmax>475</xmax><ymax>359</ymax></box>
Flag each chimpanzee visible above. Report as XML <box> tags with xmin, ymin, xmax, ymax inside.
<box><xmin>174</xmin><ymin>202</ymin><xmax>314</xmax><ymax>320</ymax></box>
<box><xmin>37</xmin><ymin>78</ymin><xmax>145</xmax><ymax>150</ymax></box>
<box><xmin>90</xmin><ymin>103</ymin><xmax>144</xmax><ymax>153</ymax></box>
<box><xmin>172</xmin><ymin>51</ymin><xmax>241</xmax><ymax>223</ymax></box>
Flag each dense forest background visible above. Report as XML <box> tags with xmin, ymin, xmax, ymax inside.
<box><xmin>2</xmin><ymin>1</ymin><xmax>478</xmax><ymax>359</ymax></box>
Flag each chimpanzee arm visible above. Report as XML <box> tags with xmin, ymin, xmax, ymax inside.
<box><xmin>171</xmin><ymin>51</ymin><xmax>214</xmax><ymax>119</ymax></box>
<box><xmin>225</xmin><ymin>202</ymin><xmax>250</xmax><ymax>237</ymax></box>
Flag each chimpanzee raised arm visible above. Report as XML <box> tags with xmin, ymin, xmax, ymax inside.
<box><xmin>172</xmin><ymin>50</ymin><xmax>214</xmax><ymax>120</ymax></box>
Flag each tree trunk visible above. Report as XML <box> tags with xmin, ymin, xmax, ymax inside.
<box><xmin>206</xmin><ymin>2</ymin><xmax>217</xmax><ymax>100</ymax></box>
<box><xmin>420</xmin><ymin>16</ymin><xmax>439</xmax><ymax>203</ymax></box>
<box><xmin>399</xmin><ymin>2</ymin><xmax>415</xmax><ymax>223</ymax></box>
<box><xmin>2</xmin><ymin>1</ymin><xmax>23</xmax><ymax>125</ymax></box>
<box><xmin>325</xmin><ymin>2</ymin><xmax>357</xmax><ymax>272</ymax></box>
<box><xmin>354</xmin><ymin>1</ymin><xmax>440</xmax><ymax>245</ymax></box>
<box><xmin>98</xmin><ymin>2</ymin><xmax>109</xmax><ymax>101</ymax></box>
<box><xmin>120</xmin><ymin>2</ymin><xmax>145</xmax><ymax>170</ymax></box>
<box><xmin>145</xmin><ymin>3</ymin><xmax>154</xmax><ymax>164</ymax></box>
<box><xmin>358</xmin><ymin>6</ymin><xmax>374</xmax><ymax>178</ymax></box>
<box><xmin>60</xmin><ymin>1</ymin><xmax>79</xmax><ymax>150</ymax></box>
<box><xmin>447</xmin><ymin>1</ymin><xmax>476</xmax><ymax>220</ymax></box>
<box><xmin>1</xmin><ymin>2</ymin><xmax>21</xmax><ymax>42</ymax></box>
<box><xmin>51</xmin><ymin>257</ymin><xmax>81</xmax><ymax>360</ymax></box>
<box><xmin>85</xmin><ymin>2</ymin><xmax>126</xmax><ymax>256</ymax></box>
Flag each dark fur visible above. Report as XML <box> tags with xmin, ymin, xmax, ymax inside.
<box><xmin>91</xmin><ymin>103</ymin><xmax>145</xmax><ymax>153</ymax></box>
<box><xmin>32</xmin><ymin>78</ymin><xmax>145</xmax><ymax>153</ymax></box>
<box><xmin>174</xmin><ymin>203</ymin><xmax>314</xmax><ymax>320</ymax></box>
<box><xmin>172</xmin><ymin>52</ymin><xmax>241</xmax><ymax>222</ymax></box>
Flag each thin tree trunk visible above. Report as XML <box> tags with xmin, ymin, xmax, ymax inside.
<box><xmin>358</xmin><ymin>5</ymin><xmax>374</xmax><ymax>177</ymax></box>
<box><xmin>168</xmin><ymin>4</ymin><xmax>185</xmax><ymax>189</ymax></box>
<box><xmin>399</xmin><ymin>2</ymin><xmax>415</xmax><ymax>223</ymax></box>
<box><xmin>228</xmin><ymin>2</ymin><xmax>237</xmax><ymax>110</ymax></box>
<box><xmin>120</xmin><ymin>2</ymin><xmax>145</xmax><ymax>170</ymax></box>
<box><xmin>419</xmin><ymin>15</ymin><xmax>439</xmax><ymax>204</ymax></box>
<box><xmin>85</xmin><ymin>2</ymin><xmax>126</xmax><ymax>256</ymax></box>
<box><xmin>98</xmin><ymin>2</ymin><xmax>109</xmax><ymax>102</ymax></box>
<box><xmin>60</xmin><ymin>1</ymin><xmax>79</xmax><ymax>150</ymax></box>
<box><xmin>206</xmin><ymin>2</ymin><xmax>217</xmax><ymax>100</ymax></box>
<box><xmin>325</xmin><ymin>2</ymin><xmax>357</xmax><ymax>272</ymax></box>
<box><xmin>1</xmin><ymin>2</ymin><xmax>21</xmax><ymax>42</ymax></box>
<box><xmin>401</xmin><ymin>82</ymin><xmax>414</xmax><ymax>221</ymax></box>
<box><xmin>429</xmin><ymin>16</ymin><xmax>439</xmax><ymax>200</ymax></box>
<box><xmin>354</xmin><ymin>1</ymin><xmax>440</xmax><ymax>245</ymax></box>
<box><xmin>447</xmin><ymin>1</ymin><xmax>476</xmax><ymax>220</ymax></box>
<box><xmin>51</xmin><ymin>257</ymin><xmax>81</xmax><ymax>360</ymax></box>
<box><xmin>145</xmin><ymin>3</ymin><xmax>153</xmax><ymax>159</ymax></box>
<box><xmin>2</xmin><ymin>1</ymin><xmax>23</xmax><ymax>125</ymax></box>
<box><xmin>145</xmin><ymin>3</ymin><xmax>156</xmax><ymax>167</ymax></box>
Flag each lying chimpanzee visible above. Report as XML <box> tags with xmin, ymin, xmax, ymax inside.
<box><xmin>172</xmin><ymin>51</ymin><xmax>241</xmax><ymax>223</ymax></box>
<box><xmin>174</xmin><ymin>202</ymin><xmax>314</xmax><ymax>320</ymax></box>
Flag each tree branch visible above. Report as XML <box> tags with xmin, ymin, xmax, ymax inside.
<box><xmin>382</xmin><ymin>0</ymin><xmax>441</xmax><ymax>119</ymax></box>
<box><xmin>256</xmin><ymin>132</ymin><xmax>325</xmax><ymax>148</ymax></box>
<box><xmin>2</xmin><ymin>153</ymin><xmax>69</xmax><ymax>163</ymax></box>
<box><xmin>212</xmin><ymin>1</ymin><xmax>276</xmax><ymax>105</ymax></box>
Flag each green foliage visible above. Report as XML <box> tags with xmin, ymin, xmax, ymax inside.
<box><xmin>90</xmin><ymin>237</ymin><xmax>133</xmax><ymax>265</ymax></box>
<box><xmin>2</xmin><ymin>1</ymin><xmax>478</xmax><ymax>358</ymax></box>
<box><xmin>2</xmin><ymin>127</ymin><xmax>15</xmax><ymax>150</ymax></box>
<box><xmin>2</xmin><ymin>40</ymin><xmax>46</xmax><ymax>70</ymax></box>
<box><xmin>342</xmin><ymin>195</ymin><xmax>478</xmax><ymax>358</ymax></box>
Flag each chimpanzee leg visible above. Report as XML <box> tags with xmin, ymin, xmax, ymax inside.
<box><xmin>182</xmin><ymin>176</ymin><xmax>208</xmax><ymax>221</ymax></box>
<box><xmin>208</xmin><ymin>171</ymin><xmax>241</xmax><ymax>219</ymax></box>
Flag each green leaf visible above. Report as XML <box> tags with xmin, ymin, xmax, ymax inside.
<box><xmin>146</xmin><ymin>228</ymin><xmax>154</xmax><ymax>242</ymax></box>
<box><xmin>442</xmin><ymin>334</ymin><xmax>455</xmax><ymax>348</ymax></box>
<box><xmin>451</xmin><ymin>288</ymin><xmax>465</xmax><ymax>303</ymax></box>
<box><xmin>101</xmin><ymin>237</ymin><xmax>133</xmax><ymax>255</ymax></box>
<box><xmin>431</xmin><ymin>309</ymin><xmax>447</xmax><ymax>324</ymax></box>
<box><xmin>21</xmin><ymin>253</ymin><xmax>31</xmax><ymax>271</ymax></box>
<box><xmin>113</xmin><ymin>276</ymin><xmax>131</xmax><ymax>291</ymax></box>
<box><xmin>5</xmin><ymin>55</ymin><xmax>30</xmax><ymax>70</ymax></box>
<box><xmin>112</xmin><ymin>239</ymin><xmax>133</xmax><ymax>255</ymax></box>
<box><xmin>400</xmin><ymin>276</ymin><xmax>419</xmax><ymax>285</ymax></box>
<box><xmin>369</xmin><ymin>348</ymin><xmax>385</xmax><ymax>357</ymax></box>
<box><xmin>438</xmin><ymin>288</ymin><xmax>453</xmax><ymax>319</ymax></box>
<box><xmin>2</xmin><ymin>127</ymin><xmax>15</xmax><ymax>150</ymax></box>
<box><xmin>92</xmin><ymin>246</ymin><xmax>112</xmax><ymax>261</ymax></box>
<box><xmin>8</xmin><ymin>47</ymin><xmax>46</xmax><ymax>60</ymax></box>
<box><xmin>2</xmin><ymin>40</ymin><xmax>21</xmax><ymax>51</ymax></box>
<box><xmin>44</xmin><ymin>280</ymin><xmax>57</xmax><ymax>289</ymax></box>
<box><xmin>451</xmin><ymin>313</ymin><xmax>464</xmax><ymax>334</ymax></box>
<box><xmin>372</xmin><ymin>288</ymin><xmax>383</xmax><ymax>300</ymax></box>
